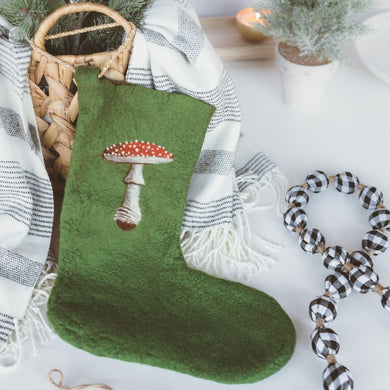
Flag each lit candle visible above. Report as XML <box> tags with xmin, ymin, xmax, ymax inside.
<box><xmin>236</xmin><ymin>7</ymin><xmax>268</xmax><ymax>42</ymax></box>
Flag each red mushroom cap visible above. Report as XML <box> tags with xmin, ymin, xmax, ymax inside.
<box><xmin>103</xmin><ymin>140</ymin><xmax>174</xmax><ymax>164</ymax></box>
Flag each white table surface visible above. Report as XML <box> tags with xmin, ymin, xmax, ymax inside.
<box><xmin>1</xmin><ymin>46</ymin><xmax>390</xmax><ymax>390</ymax></box>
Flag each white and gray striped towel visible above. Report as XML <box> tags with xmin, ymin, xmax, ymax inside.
<box><xmin>0</xmin><ymin>17</ymin><xmax>54</xmax><ymax>347</ymax></box>
<box><xmin>126</xmin><ymin>0</ymin><xmax>287</xmax><ymax>283</ymax></box>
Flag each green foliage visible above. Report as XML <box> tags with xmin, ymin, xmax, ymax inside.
<box><xmin>254</xmin><ymin>0</ymin><xmax>374</xmax><ymax>62</ymax></box>
<box><xmin>0</xmin><ymin>0</ymin><xmax>154</xmax><ymax>55</ymax></box>
<box><xmin>79</xmin><ymin>0</ymin><xmax>153</xmax><ymax>53</ymax></box>
<box><xmin>0</xmin><ymin>0</ymin><xmax>62</xmax><ymax>40</ymax></box>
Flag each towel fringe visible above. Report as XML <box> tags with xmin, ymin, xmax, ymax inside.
<box><xmin>238</xmin><ymin>168</ymin><xmax>288</xmax><ymax>216</ymax></box>
<box><xmin>181</xmin><ymin>212</ymin><xmax>276</xmax><ymax>284</ymax></box>
<box><xmin>0</xmin><ymin>259</ymin><xmax>57</xmax><ymax>369</ymax></box>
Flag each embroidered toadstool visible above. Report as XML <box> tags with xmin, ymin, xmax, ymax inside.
<box><xmin>103</xmin><ymin>140</ymin><xmax>174</xmax><ymax>231</ymax></box>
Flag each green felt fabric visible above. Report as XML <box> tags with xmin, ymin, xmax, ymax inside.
<box><xmin>48</xmin><ymin>67</ymin><xmax>295</xmax><ymax>384</ymax></box>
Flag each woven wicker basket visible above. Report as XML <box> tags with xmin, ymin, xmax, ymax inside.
<box><xmin>28</xmin><ymin>2</ymin><xmax>136</xmax><ymax>181</ymax></box>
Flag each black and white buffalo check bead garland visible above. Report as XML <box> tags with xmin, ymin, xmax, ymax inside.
<box><xmin>284</xmin><ymin>171</ymin><xmax>390</xmax><ymax>390</ymax></box>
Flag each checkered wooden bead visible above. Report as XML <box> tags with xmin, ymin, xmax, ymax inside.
<box><xmin>321</xmin><ymin>246</ymin><xmax>349</xmax><ymax>272</ymax></box>
<box><xmin>283</xmin><ymin>207</ymin><xmax>308</xmax><ymax>232</ymax></box>
<box><xmin>325</xmin><ymin>273</ymin><xmax>352</xmax><ymax>299</ymax></box>
<box><xmin>381</xmin><ymin>287</ymin><xmax>390</xmax><ymax>313</ymax></box>
<box><xmin>311</xmin><ymin>327</ymin><xmax>340</xmax><ymax>359</ymax></box>
<box><xmin>299</xmin><ymin>228</ymin><xmax>325</xmax><ymax>254</ymax></box>
<box><xmin>359</xmin><ymin>186</ymin><xmax>383</xmax><ymax>209</ymax></box>
<box><xmin>369</xmin><ymin>209</ymin><xmax>390</xmax><ymax>229</ymax></box>
<box><xmin>306</xmin><ymin>170</ymin><xmax>329</xmax><ymax>193</ymax></box>
<box><xmin>309</xmin><ymin>295</ymin><xmax>337</xmax><ymax>322</ymax></box>
<box><xmin>350</xmin><ymin>251</ymin><xmax>373</xmax><ymax>268</ymax></box>
<box><xmin>323</xmin><ymin>363</ymin><xmax>354</xmax><ymax>390</ymax></box>
<box><xmin>349</xmin><ymin>265</ymin><xmax>379</xmax><ymax>294</ymax></box>
<box><xmin>285</xmin><ymin>185</ymin><xmax>310</xmax><ymax>208</ymax></box>
<box><xmin>335</xmin><ymin>172</ymin><xmax>359</xmax><ymax>194</ymax></box>
<box><xmin>362</xmin><ymin>229</ymin><xmax>388</xmax><ymax>255</ymax></box>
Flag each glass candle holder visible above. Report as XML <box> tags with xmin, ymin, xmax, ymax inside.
<box><xmin>236</xmin><ymin>7</ymin><xmax>268</xmax><ymax>42</ymax></box>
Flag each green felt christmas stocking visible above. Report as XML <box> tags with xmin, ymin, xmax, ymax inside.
<box><xmin>48</xmin><ymin>67</ymin><xmax>295</xmax><ymax>384</ymax></box>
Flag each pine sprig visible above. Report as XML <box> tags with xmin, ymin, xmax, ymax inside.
<box><xmin>0</xmin><ymin>0</ymin><xmax>63</xmax><ymax>40</ymax></box>
<box><xmin>254</xmin><ymin>0</ymin><xmax>374</xmax><ymax>62</ymax></box>
<box><xmin>0</xmin><ymin>0</ymin><xmax>154</xmax><ymax>54</ymax></box>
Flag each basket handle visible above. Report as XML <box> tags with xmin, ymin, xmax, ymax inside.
<box><xmin>33</xmin><ymin>2</ymin><xmax>135</xmax><ymax>51</ymax></box>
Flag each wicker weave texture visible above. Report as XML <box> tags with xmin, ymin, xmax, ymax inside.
<box><xmin>28</xmin><ymin>2</ymin><xmax>136</xmax><ymax>180</ymax></box>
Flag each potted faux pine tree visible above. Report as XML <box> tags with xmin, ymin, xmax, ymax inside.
<box><xmin>254</xmin><ymin>0</ymin><xmax>373</xmax><ymax>109</ymax></box>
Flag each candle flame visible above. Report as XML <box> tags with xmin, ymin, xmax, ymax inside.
<box><xmin>254</xmin><ymin>9</ymin><xmax>270</xmax><ymax>26</ymax></box>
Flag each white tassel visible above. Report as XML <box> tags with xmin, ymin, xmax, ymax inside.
<box><xmin>268</xmin><ymin>169</ymin><xmax>289</xmax><ymax>216</ymax></box>
<box><xmin>182</xmin><ymin>168</ymin><xmax>289</xmax><ymax>283</ymax></box>
<box><xmin>0</xmin><ymin>260</ymin><xmax>57</xmax><ymax>369</ymax></box>
<box><xmin>181</xmin><ymin>212</ymin><xmax>276</xmax><ymax>284</ymax></box>
<box><xmin>238</xmin><ymin>168</ymin><xmax>289</xmax><ymax>216</ymax></box>
<box><xmin>253</xmin><ymin>232</ymin><xmax>283</xmax><ymax>252</ymax></box>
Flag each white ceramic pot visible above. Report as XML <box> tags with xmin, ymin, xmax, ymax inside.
<box><xmin>275</xmin><ymin>44</ymin><xmax>339</xmax><ymax>110</ymax></box>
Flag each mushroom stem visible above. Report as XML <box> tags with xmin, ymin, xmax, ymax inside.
<box><xmin>114</xmin><ymin>164</ymin><xmax>145</xmax><ymax>231</ymax></box>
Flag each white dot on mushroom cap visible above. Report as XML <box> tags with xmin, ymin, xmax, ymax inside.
<box><xmin>135</xmin><ymin>148</ymin><xmax>139</xmax><ymax>152</ymax></box>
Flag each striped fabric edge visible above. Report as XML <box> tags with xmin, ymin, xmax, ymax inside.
<box><xmin>0</xmin><ymin>312</ymin><xmax>14</xmax><ymax>344</ymax></box>
<box><xmin>144</xmin><ymin>10</ymin><xmax>205</xmax><ymax>64</ymax></box>
<box><xmin>125</xmin><ymin>67</ymin><xmax>155</xmax><ymax>89</ymax></box>
<box><xmin>0</xmin><ymin>246</ymin><xmax>44</xmax><ymax>288</ymax></box>
<box><xmin>236</xmin><ymin>153</ymin><xmax>277</xmax><ymax>192</ymax></box>
<box><xmin>143</xmin><ymin>6</ymin><xmax>205</xmax><ymax>64</ymax></box>
<box><xmin>236</xmin><ymin>153</ymin><xmax>288</xmax><ymax>216</ymax></box>
<box><xmin>0</xmin><ymin>35</ymin><xmax>31</xmax><ymax>97</ymax></box>
<box><xmin>0</xmin><ymin>251</ymin><xmax>57</xmax><ymax>363</ymax></box>
<box><xmin>182</xmin><ymin>191</ymin><xmax>243</xmax><ymax>229</ymax></box>
<box><xmin>193</xmin><ymin>150</ymin><xmax>234</xmax><ymax>176</ymax></box>
<box><xmin>171</xmin><ymin>9</ymin><xmax>205</xmax><ymax>64</ymax></box>
<box><xmin>143</xmin><ymin>28</ymin><xmax>176</xmax><ymax>52</ymax></box>
<box><xmin>0</xmin><ymin>106</ymin><xmax>41</xmax><ymax>154</ymax></box>
<box><xmin>0</xmin><ymin>161</ymin><xmax>53</xmax><ymax>239</ymax></box>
